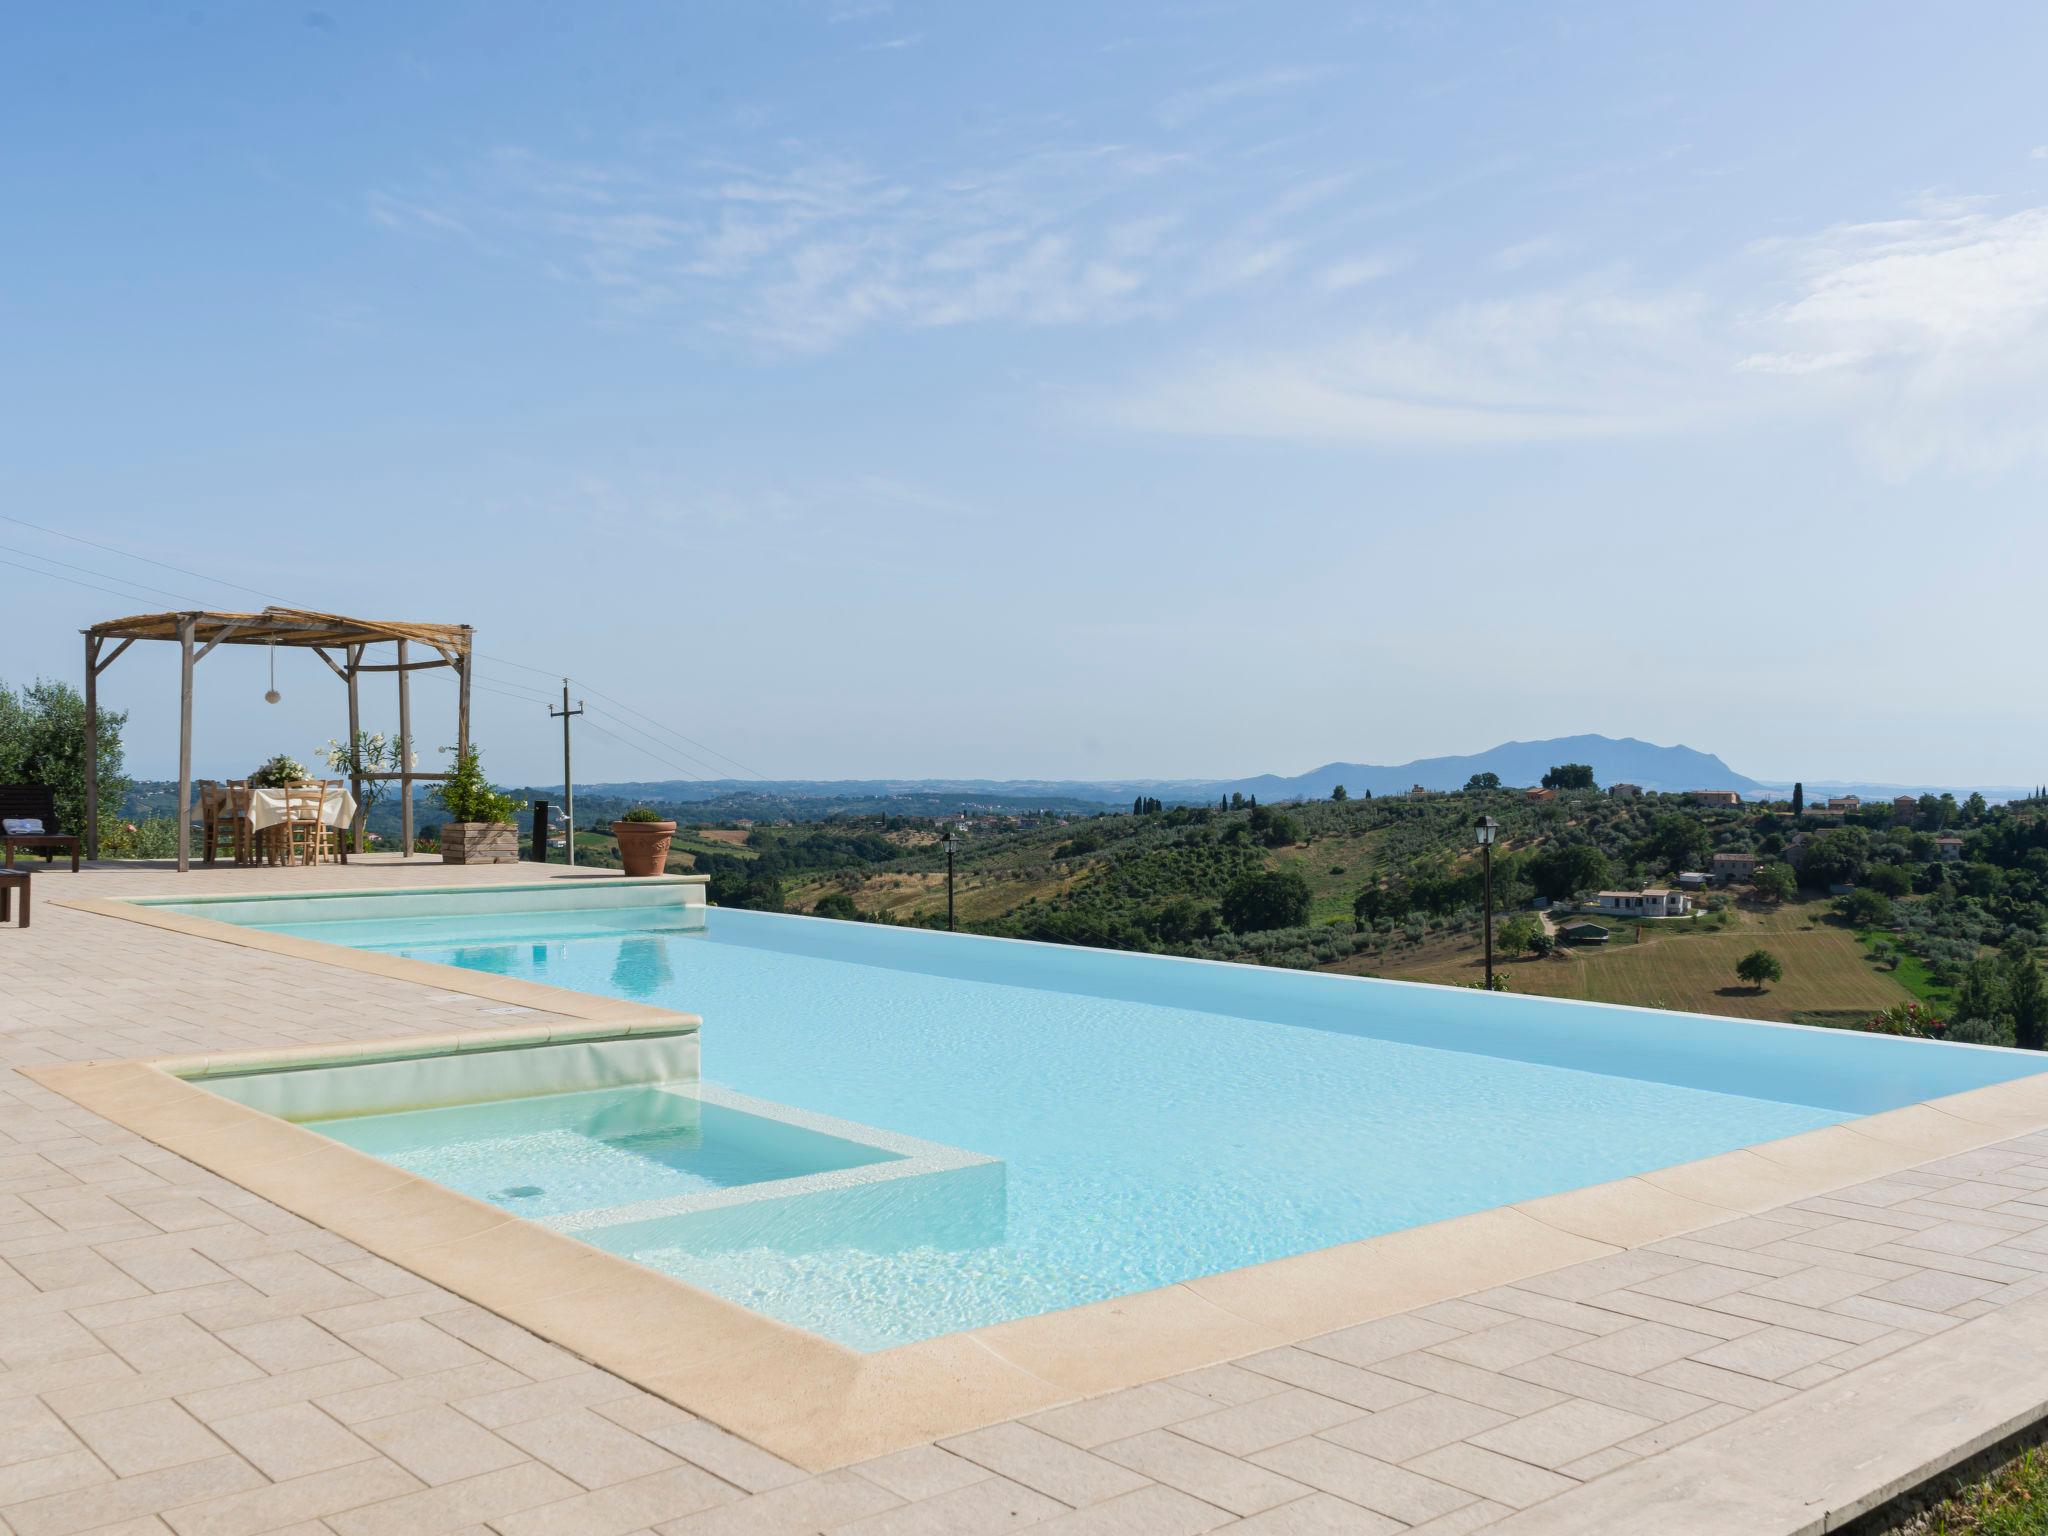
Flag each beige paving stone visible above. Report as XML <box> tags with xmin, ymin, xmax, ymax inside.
<box><xmin>1</xmin><ymin>1454</ymin><xmax>265</xmax><ymax>1536</ymax></box>
<box><xmin>1163</xmin><ymin>1363</ymin><xmax>1291</xmax><ymax>1406</ymax></box>
<box><xmin>211</xmin><ymin>1315</ymin><xmax>358</xmax><ymax>1373</ymax></box>
<box><xmin>157</xmin><ymin>1458</ymin><xmax>421</xmax><ymax>1536</ymax></box>
<box><xmin>846</xmin><ymin>1443</ymin><xmax>992</xmax><ymax>1499</ymax></box>
<box><xmin>1743</xmin><ymin>1265</ymin><xmax>1885</xmax><ymax>1307</ymax></box>
<box><xmin>1616</xmin><ymin>1400</ymin><xmax>1747</xmax><ymax>1456</ymax></box>
<box><xmin>596</xmin><ymin>1395</ymin><xmax>805</xmax><ymax>1493</ymax></box>
<box><xmin>1866</xmin><ymin>1267</ymin><xmax>2002</xmax><ymax>1311</ymax></box>
<box><xmin>445</xmin><ymin>1368</ymin><xmax>640</xmax><ymax>1429</ymax></box>
<box><xmin>323</xmin><ymin>1460</ymin><xmax>584</xmax><ymax>1536</ymax></box>
<box><xmin>1171</xmin><ymin>1391</ymin><xmax>1363</xmax><ymax>1458</ymax></box>
<box><xmin>1361</xmin><ymin>1354</ymin><xmax>1563</xmax><ymax>1416</ymax></box>
<box><xmin>1405</xmin><ymin>1500</ymin><xmax>1517</xmax><ymax>1534</ymax></box>
<box><xmin>176</xmin><ymin>1354</ymin><xmax>394</xmax><ymax>1422</ymax></box>
<box><xmin>1558</xmin><ymin>1320</ymin><xmax>1723</xmax><ymax>1376</ymax></box>
<box><xmin>1025</xmin><ymin>1385</ymin><xmax>1218</xmax><ymax>1451</ymax></box>
<box><xmin>0</xmin><ymin>1450</ymin><xmax>111</xmax><ymax>1507</ymax></box>
<box><xmin>828</xmin><ymin>1473</ymin><xmax>1065</xmax><ymax>1534</ymax></box>
<box><xmin>66</xmin><ymin>1400</ymin><xmax>226</xmax><ymax>1476</ymax></box>
<box><xmin>1249</xmin><ymin>1438</ymin><xmax>1475</xmax><ymax>1526</ymax></box>
<box><xmin>1638</xmin><ymin>1359</ymin><xmax>1796</xmax><ymax>1410</ymax></box>
<box><xmin>1467</xmin><ymin>1400</ymin><xmax>1656</xmax><ymax>1470</ymax></box>
<box><xmin>1501</xmin><ymin>1354</ymin><xmax>1712</xmax><ymax>1423</ymax></box>
<box><xmin>1427</xmin><ymin>1318</ymin><xmax>1591</xmax><ymax>1372</ymax></box>
<box><xmin>1402</xmin><ymin>1443</ymin><xmax>1575</xmax><ymax>1510</ymax></box>
<box><xmin>1216</xmin><ymin>1493</ymin><xmax>1406</xmax><ymax>1534</ymax></box>
<box><xmin>314</xmin><ymin>1360</ymin><xmax>529</xmax><ymax>1423</ymax></box>
<box><xmin>1512</xmin><ymin>1250</ymin><xmax>1693</xmax><ymax>1302</ymax></box>
<box><xmin>1097</xmin><ymin>1430</ymin><xmax>1310</xmax><ymax>1516</ymax></box>
<box><xmin>1299</xmin><ymin>1313</ymin><xmax>1461</xmax><ymax>1367</ymax></box>
<box><xmin>1457</xmin><ymin>1286</ymin><xmax>1637</xmax><ymax>1337</ymax></box>
<box><xmin>1024</xmin><ymin>1483</ymin><xmax>1235</xmax><ymax>1535</ymax></box>
<box><xmin>0</xmin><ymin>1397</ymin><xmax>86</xmax><ymax>1467</ymax></box>
<box><xmin>498</xmin><ymin>1406</ymin><xmax>687</xmax><ymax>1489</ymax></box>
<box><xmin>489</xmin><ymin>1463</ymin><xmax>743</xmax><ymax>1536</ymax></box>
<box><xmin>1318</xmin><ymin>1394</ymin><xmax>1509</xmax><ymax>1464</ymax></box>
<box><xmin>654</xmin><ymin>1468</ymin><xmax>902</xmax><ymax>1535</ymax></box>
<box><xmin>940</xmin><ymin>1423</ymin><xmax>1150</xmax><ymax>1507</ymax></box>
<box><xmin>353</xmin><ymin>1403</ymin><xmax>529</xmax><ymax>1484</ymax></box>
<box><xmin>1233</xmin><ymin>1347</ymin><xmax>1428</xmax><ymax>1411</ymax></box>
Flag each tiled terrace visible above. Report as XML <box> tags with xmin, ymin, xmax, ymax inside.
<box><xmin>7</xmin><ymin>859</ymin><xmax>2048</xmax><ymax>1534</ymax></box>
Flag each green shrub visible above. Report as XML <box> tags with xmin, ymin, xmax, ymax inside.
<box><xmin>433</xmin><ymin>746</ymin><xmax>523</xmax><ymax>824</ymax></box>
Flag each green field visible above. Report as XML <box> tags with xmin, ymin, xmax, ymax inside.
<box><xmin>1354</xmin><ymin>900</ymin><xmax>1916</xmax><ymax>1022</ymax></box>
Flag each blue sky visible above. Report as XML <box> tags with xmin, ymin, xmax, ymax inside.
<box><xmin>5</xmin><ymin>2</ymin><xmax>2047</xmax><ymax>788</ymax></box>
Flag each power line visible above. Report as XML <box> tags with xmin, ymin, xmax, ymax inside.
<box><xmin>578</xmin><ymin>716</ymin><xmax>714</xmax><ymax>783</ymax></box>
<box><xmin>0</xmin><ymin>512</ymin><xmax>277</xmax><ymax>603</ymax></box>
<box><xmin>583</xmin><ymin>703</ymin><xmax>731</xmax><ymax>779</ymax></box>
<box><xmin>571</xmin><ymin>678</ymin><xmax>771</xmax><ymax>781</ymax></box>
<box><xmin>0</xmin><ymin>540</ymin><xmax>205</xmax><ymax>607</ymax></box>
<box><xmin>0</xmin><ymin>554</ymin><xmax>190</xmax><ymax>606</ymax></box>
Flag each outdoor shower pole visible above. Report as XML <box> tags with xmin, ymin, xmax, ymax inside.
<box><xmin>1482</xmin><ymin>841</ymin><xmax>1494</xmax><ymax>990</ymax></box>
<box><xmin>550</xmin><ymin>681</ymin><xmax>583</xmax><ymax>868</ymax></box>
<box><xmin>1474</xmin><ymin>814</ymin><xmax>1499</xmax><ymax>991</ymax></box>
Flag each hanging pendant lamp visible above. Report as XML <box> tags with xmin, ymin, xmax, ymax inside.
<box><xmin>264</xmin><ymin>639</ymin><xmax>282</xmax><ymax>704</ymax></box>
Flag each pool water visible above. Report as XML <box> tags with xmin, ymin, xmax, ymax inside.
<box><xmin>196</xmin><ymin>901</ymin><xmax>2045</xmax><ymax>1350</ymax></box>
<box><xmin>314</xmin><ymin>1086</ymin><xmax>903</xmax><ymax>1221</ymax></box>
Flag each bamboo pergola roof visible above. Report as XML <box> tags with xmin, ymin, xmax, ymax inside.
<box><xmin>86</xmin><ymin>607</ymin><xmax>471</xmax><ymax>657</ymax></box>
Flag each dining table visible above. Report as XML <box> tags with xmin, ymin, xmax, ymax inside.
<box><xmin>190</xmin><ymin>783</ymin><xmax>358</xmax><ymax>865</ymax></box>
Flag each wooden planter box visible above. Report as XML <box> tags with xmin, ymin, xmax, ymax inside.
<box><xmin>440</xmin><ymin>821</ymin><xmax>519</xmax><ymax>865</ymax></box>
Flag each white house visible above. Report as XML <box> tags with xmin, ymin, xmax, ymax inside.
<box><xmin>1596</xmin><ymin>888</ymin><xmax>1693</xmax><ymax>918</ymax></box>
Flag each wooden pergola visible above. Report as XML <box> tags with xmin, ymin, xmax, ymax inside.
<box><xmin>83</xmin><ymin>607</ymin><xmax>473</xmax><ymax>872</ymax></box>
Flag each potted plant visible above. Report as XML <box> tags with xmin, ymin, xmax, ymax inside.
<box><xmin>432</xmin><ymin>746</ymin><xmax>523</xmax><ymax>865</ymax></box>
<box><xmin>612</xmin><ymin>806</ymin><xmax>677</xmax><ymax>877</ymax></box>
<box><xmin>248</xmin><ymin>754</ymin><xmax>309</xmax><ymax>788</ymax></box>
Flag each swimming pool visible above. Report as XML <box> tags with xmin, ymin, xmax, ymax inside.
<box><xmin>158</xmin><ymin>889</ymin><xmax>2048</xmax><ymax>1350</ymax></box>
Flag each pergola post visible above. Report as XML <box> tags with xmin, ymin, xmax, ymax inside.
<box><xmin>345</xmin><ymin>643</ymin><xmax>363</xmax><ymax>853</ymax></box>
<box><xmin>456</xmin><ymin>626</ymin><xmax>472</xmax><ymax>763</ymax></box>
<box><xmin>176</xmin><ymin>614</ymin><xmax>195</xmax><ymax>875</ymax></box>
<box><xmin>84</xmin><ymin>633</ymin><xmax>99</xmax><ymax>862</ymax></box>
<box><xmin>397</xmin><ymin>638</ymin><xmax>414</xmax><ymax>858</ymax></box>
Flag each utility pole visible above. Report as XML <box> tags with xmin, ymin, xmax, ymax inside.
<box><xmin>550</xmin><ymin>681</ymin><xmax>584</xmax><ymax>868</ymax></box>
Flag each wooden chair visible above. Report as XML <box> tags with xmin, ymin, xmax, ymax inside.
<box><xmin>205</xmin><ymin>782</ymin><xmax>256</xmax><ymax>868</ymax></box>
<box><xmin>274</xmin><ymin>781</ymin><xmax>338</xmax><ymax>866</ymax></box>
<box><xmin>1</xmin><ymin>785</ymin><xmax>80</xmax><ymax>871</ymax></box>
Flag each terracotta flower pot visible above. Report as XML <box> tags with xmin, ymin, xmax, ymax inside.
<box><xmin>612</xmin><ymin>820</ymin><xmax>676</xmax><ymax>877</ymax></box>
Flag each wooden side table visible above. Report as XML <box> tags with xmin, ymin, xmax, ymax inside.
<box><xmin>0</xmin><ymin>870</ymin><xmax>27</xmax><ymax>929</ymax></box>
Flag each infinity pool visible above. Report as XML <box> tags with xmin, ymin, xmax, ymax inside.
<box><xmin>163</xmin><ymin>893</ymin><xmax>2048</xmax><ymax>1350</ymax></box>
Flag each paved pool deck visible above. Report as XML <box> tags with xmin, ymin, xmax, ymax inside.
<box><xmin>7</xmin><ymin>857</ymin><xmax>2048</xmax><ymax>1535</ymax></box>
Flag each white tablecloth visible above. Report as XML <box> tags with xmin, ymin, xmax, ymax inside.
<box><xmin>192</xmin><ymin>786</ymin><xmax>357</xmax><ymax>834</ymax></box>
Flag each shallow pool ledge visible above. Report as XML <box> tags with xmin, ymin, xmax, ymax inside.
<box><xmin>29</xmin><ymin>1042</ymin><xmax>2048</xmax><ymax>1471</ymax></box>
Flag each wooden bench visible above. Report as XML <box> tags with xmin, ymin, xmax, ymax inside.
<box><xmin>1</xmin><ymin>785</ymin><xmax>81</xmax><ymax>871</ymax></box>
<box><xmin>0</xmin><ymin>870</ymin><xmax>27</xmax><ymax>929</ymax></box>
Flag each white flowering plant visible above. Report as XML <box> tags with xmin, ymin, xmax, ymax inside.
<box><xmin>321</xmin><ymin>730</ymin><xmax>413</xmax><ymax>845</ymax></box>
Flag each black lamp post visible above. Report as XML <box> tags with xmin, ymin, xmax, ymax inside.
<box><xmin>942</xmin><ymin>823</ymin><xmax>963</xmax><ymax>931</ymax></box>
<box><xmin>1474</xmin><ymin>815</ymin><xmax>1499</xmax><ymax>990</ymax></box>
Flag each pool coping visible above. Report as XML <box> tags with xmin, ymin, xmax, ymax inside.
<box><xmin>37</xmin><ymin>886</ymin><xmax>2048</xmax><ymax>1473</ymax></box>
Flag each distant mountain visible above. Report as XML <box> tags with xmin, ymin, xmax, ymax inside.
<box><xmin>527</xmin><ymin>735</ymin><xmax>1767</xmax><ymax>811</ymax></box>
<box><xmin>1205</xmin><ymin>734</ymin><xmax>1765</xmax><ymax>799</ymax></box>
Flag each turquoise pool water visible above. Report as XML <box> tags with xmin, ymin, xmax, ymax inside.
<box><xmin>171</xmin><ymin>898</ymin><xmax>2048</xmax><ymax>1349</ymax></box>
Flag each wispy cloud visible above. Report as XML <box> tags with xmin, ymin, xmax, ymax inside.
<box><xmin>369</xmin><ymin>134</ymin><xmax>1364</xmax><ymax>352</ymax></box>
<box><xmin>1114</xmin><ymin>198</ymin><xmax>2048</xmax><ymax>471</ymax></box>
<box><xmin>1154</xmin><ymin>66</ymin><xmax>1336</xmax><ymax>130</ymax></box>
